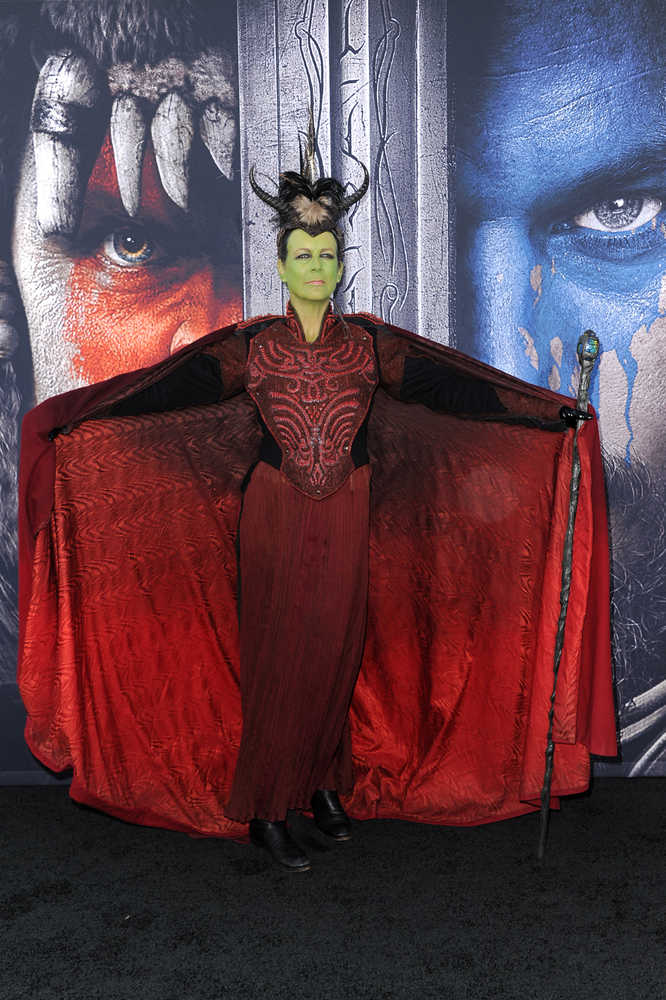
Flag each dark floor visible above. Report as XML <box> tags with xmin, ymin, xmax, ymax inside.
<box><xmin>1</xmin><ymin>779</ymin><xmax>664</xmax><ymax>1000</ymax></box>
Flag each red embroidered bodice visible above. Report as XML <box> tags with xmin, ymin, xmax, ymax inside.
<box><xmin>245</xmin><ymin>305</ymin><xmax>378</xmax><ymax>498</ymax></box>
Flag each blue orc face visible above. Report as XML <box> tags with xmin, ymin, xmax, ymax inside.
<box><xmin>453</xmin><ymin>0</ymin><xmax>666</xmax><ymax>470</ymax></box>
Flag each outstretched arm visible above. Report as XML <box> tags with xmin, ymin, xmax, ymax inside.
<box><xmin>397</xmin><ymin>352</ymin><xmax>507</xmax><ymax>414</ymax></box>
<box><xmin>354</xmin><ymin>315</ymin><xmax>574</xmax><ymax>426</ymax></box>
<box><xmin>110</xmin><ymin>334</ymin><xmax>248</xmax><ymax>416</ymax></box>
<box><xmin>371</xmin><ymin>323</ymin><xmax>506</xmax><ymax>415</ymax></box>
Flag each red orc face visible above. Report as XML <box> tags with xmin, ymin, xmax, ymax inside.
<box><xmin>12</xmin><ymin>57</ymin><xmax>242</xmax><ymax>402</ymax></box>
<box><xmin>70</xmin><ymin>134</ymin><xmax>241</xmax><ymax>385</ymax></box>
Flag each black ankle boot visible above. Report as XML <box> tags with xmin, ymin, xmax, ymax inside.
<box><xmin>249</xmin><ymin>819</ymin><xmax>311</xmax><ymax>872</ymax></box>
<box><xmin>311</xmin><ymin>789</ymin><xmax>352</xmax><ymax>841</ymax></box>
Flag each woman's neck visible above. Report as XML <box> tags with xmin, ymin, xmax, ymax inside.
<box><xmin>289</xmin><ymin>296</ymin><xmax>330</xmax><ymax>343</ymax></box>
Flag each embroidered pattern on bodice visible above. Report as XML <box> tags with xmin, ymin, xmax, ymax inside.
<box><xmin>245</xmin><ymin>315</ymin><xmax>378</xmax><ymax>498</ymax></box>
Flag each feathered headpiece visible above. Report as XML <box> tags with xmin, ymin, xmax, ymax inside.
<box><xmin>249</xmin><ymin>109</ymin><xmax>369</xmax><ymax>244</ymax></box>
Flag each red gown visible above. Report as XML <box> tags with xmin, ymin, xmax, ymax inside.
<box><xmin>17</xmin><ymin>308</ymin><xmax>617</xmax><ymax>838</ymax></box>
<box><xmin>228</xmin><ymin>307</ymin><xmax>378</xmax><ymax>820</ymax></box>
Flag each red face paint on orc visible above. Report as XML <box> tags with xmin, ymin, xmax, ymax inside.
<box><xmin>67</xmin><ymin>133</ymin><xmax>242</xmax><ymax>385</ymax></box>
<box><xmin>13</xmin><ymin>131</ymin><xmax>242</xmax><ymax>400</ymax></box>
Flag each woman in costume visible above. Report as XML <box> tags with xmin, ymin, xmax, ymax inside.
<box><xmin>108</xmin><ymin>141</ymin><xmax>508</xmax><ymax>871</ymax></box>
<box><xmin>18</xmin><ymin>133</ymin><xmax>616</xmax><ymax>871</ymax></box>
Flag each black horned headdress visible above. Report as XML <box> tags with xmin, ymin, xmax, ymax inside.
<box><xmin>249</xmin><ymin>110</ymin><xmax>369</xmax><ymax>245</ymax></box>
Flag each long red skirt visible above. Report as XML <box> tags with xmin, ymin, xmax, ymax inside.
<box><xmin>225</xmin><ymin>462</ymin><xmax>371</xmax><ymax>822</ymax></box>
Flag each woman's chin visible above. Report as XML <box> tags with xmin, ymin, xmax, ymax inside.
<box><xmin>294</xmin><ymin>288</ymin><xmax>332</xmax><ymax>302</ymax></box>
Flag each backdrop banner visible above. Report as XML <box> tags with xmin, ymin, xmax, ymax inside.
<box><xmin>0</xmin><ymin>0</ymin><xmax>662</xmax><ymax>784</ymax></box>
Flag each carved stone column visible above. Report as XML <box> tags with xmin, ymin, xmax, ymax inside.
<box><xmin>237</xmin><ymin>0</ymin><xmax>450</xmax><ymax>344</ymax></box>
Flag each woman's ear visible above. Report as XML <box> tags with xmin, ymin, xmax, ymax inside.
<box><xmin>277</xmin><ymin>258</ymin><xmax>285</xmax><ymax>282</ymax></box>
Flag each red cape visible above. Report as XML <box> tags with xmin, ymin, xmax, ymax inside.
<box><xmin>18</xmin><ymin>318</ymin><xmax>617</xmax><ymax>837</ymax></box>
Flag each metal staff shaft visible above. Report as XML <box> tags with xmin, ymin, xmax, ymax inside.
<box><xmin>537</xmin><ymin>330</ymin><xmax>600</xmax><ymax>862</ymax></box>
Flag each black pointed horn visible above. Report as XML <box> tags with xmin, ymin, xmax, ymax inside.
<box><xmin>340</xmin><ymin>162</ymin><xmax>369</xmax><ymax>211</ymax></box>
<box><xmin>249</xmin><ymin>165</ymin><xmax>281</xmax><ymax>209</ymax></box>
<box><xmin>300</xmin><ymin>106</ymin><xmax>318</xmax><ymax>186</ymax></box>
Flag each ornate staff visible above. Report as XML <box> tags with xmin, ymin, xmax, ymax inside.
<box><xmin>537</xmin><ymin>330</ymin><xmax>600</xmax><ymax>861</ymax></box>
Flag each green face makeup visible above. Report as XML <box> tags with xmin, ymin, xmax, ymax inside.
<box><xmin>277</xmin><ymin>229</ymin><xmax>343</xmax><ymax>305</ymax></box>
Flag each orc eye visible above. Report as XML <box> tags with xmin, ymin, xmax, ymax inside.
<box><xmin>103</xmin><ymin>227</ymin><xmax>156</xmax><ymax>266</ymax></box>
<box><xmin>573</xmin><ymin>195</ymin><xmax>662</xmax><ymax>232</ymax></box>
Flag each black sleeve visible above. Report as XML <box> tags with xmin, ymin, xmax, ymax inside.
<box><xmin>111</xmin><ymin>354</ymin><xmax>223</xmax><ymax>416</ymax></box>
<box><xmin>400</xmin><ymin>355</ymin><xmax>507</xmax><ymax>414</ymax></box>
